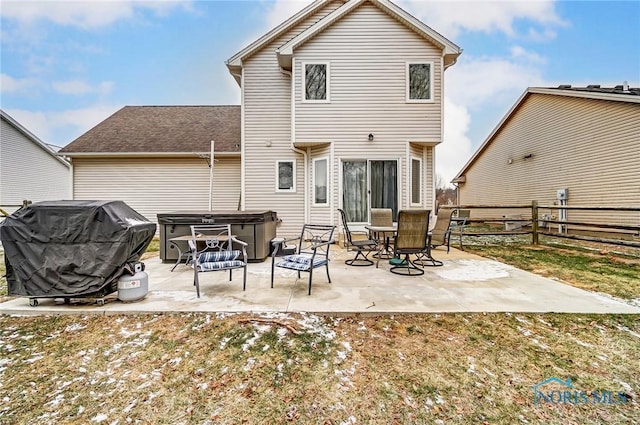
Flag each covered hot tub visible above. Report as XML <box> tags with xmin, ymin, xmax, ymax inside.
<box><xmin>157</xmin><ymin>210</ymin><xmax>277</xmax><ymax>262</ymax></box>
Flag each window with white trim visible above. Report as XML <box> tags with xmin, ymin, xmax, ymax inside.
<box><xmin>313</xmin><ymin>157</ymin><xmax>328</xmax><ymax>205</ymax></box>
<box><xmin>276</xmin><ymin>160</ymin><xmax>295</xmax><ymax>192</ymax></box>
<box><xmin>406</xmin><ymin>62</ymin><xmax>433</xmax><ymax>102</ymax></box>
<box><xmin>410</xmin><ymin>157</ymin><xmax>422</xmax><ymax>205</ymax></box>
<box><xmin>303</xmin><ymin>62</ymin><xmax>329</xmax><ymax>102</ymax></box>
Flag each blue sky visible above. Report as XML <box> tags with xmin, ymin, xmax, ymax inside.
<box><xmin>1</xmin><ymin>0</ymin><xmax>639</xmax><ymax>184</ymax></box>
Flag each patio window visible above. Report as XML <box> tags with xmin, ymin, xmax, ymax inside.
<box><xmin>406</xmin><ymin>62</ymin><xmax>433</xmax><ymax>102</ymax></box>
<box><xmin>410</xmin><ymin>157</ymin><xmax>421</xmax><ymax>205</ymax></box>
<box><xmin>303</xmin><ymin>62</ymin><xmax>329</xmax><ymax>102</ymax></box>
<box><xmin>313</xmin><ymin>157</ymin><xmax>328</xmax><ymax>206</ymax></box>
<box><xmin>276</xmin><ymin>160</ymin><xmax>295</xmax><ymax>192</ymax></box>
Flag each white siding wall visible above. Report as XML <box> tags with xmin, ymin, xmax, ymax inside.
<box><xmin>459</xmin><ymin>94</ymin><xmax>640</xmax><ymax>226</ymax></box>
<box><xmin>0</xmin><ymin>118</ymin><xmax>70</xmax><ymax>211</ymax></box>
<box><xmin>243</xmin><ymin>1</ymin><xmax>443</xmax><ymax>236</ymax></box>
<box><xmin>242</xmin><ymin>1</ymin><xmax>343</xmax><ymax>237</ymax></box>
<box><xmin>73</xmin><ymin>157</ymin><xmax>241</xmax><ymax>225</ymax></box>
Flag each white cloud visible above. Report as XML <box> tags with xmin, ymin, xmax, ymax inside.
<box><xmin>265</xmin><ymin>0</ymin><xmax>314</xmax><ymax>29</ymax></box>
<box><xmin>0</xmin><ymin>73</ymin><xmax>41</xmax><ymax>93</ymax></box>
<box><xmin>52</xmin><ymin>80</ymin><xmax>114</xmax><ymax>96</ymax></box>
<box><xmin>397</xmin><ymin>0</ymin><xmax>567</xmax><ymax>39</ymax></box>
<box><xmin>446</xmin><ymin>54</ymin><xmax>546</xmax><ymax>108</ymax></box>
<box><xmin>5</xmin><ymin>104</ymin><xmax>122</xmax><ymax>146</ymax></box>
<box><xmin>438</xmin><ymin>98</ymin><xmax>473</xmax><ymax>186</ymax></box>
<box><xmin>0</xmin><ymin>0</ymin><xmax>192</xmax><ymax>29</ymax></box>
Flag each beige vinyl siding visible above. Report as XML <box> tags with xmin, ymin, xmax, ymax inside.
<box><xmin>0</xmin><ymin>118</ymin><xmax>70</xmax><ymax>210</ymax></box>
<box><xmin>242</xmin><ymin>1</ymin><xmax>343</xmax><ymax>237</ymax></box>
<box><xmin>459</xmin><ymin>94</ymin><xmax>640</xmax><ymax>227</ymax></box>
<box><xmin>294</xmin><ymin>3</ymin><xmax>442</xmax><ymax>143</ymax></box>
<box><xmin>72</xmin><ymin>157</ymin><xmax>240</xmax><ymax>225</ymax></box>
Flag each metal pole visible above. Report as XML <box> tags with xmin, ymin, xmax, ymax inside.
<box><xmin>208</xmin><ymin>140</ymin><xmax>214</xmax><ymax>211</ymax></box>
<box><xmin>531</xmin><ymin>200</ymin><xmax>539</xmax><ymax>245</ymax></box>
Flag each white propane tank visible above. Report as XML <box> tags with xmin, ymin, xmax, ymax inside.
<box><xmin>117</xmin><ymin>263</ymin><xmax>148</xmax><ymax>302</ymax></box>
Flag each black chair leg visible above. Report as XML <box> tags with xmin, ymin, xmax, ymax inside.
<box><xmin>243</xmin><ymin>266</ymin><xmax>247</xmax><ymax>291</ymax></box>
<box><xmin>308</xmin><ymin>268</ymin><xmax>313</xmax><ymax>295</ymax></box>
<box><xmin>271</xmin><ymin>258</ymin><xmax>275</xmax><ymax>288</ymax></box>
<box><xmin>326</xmin><ymin>263</ymin><xmax>331</xmax><ymax>283</ymax></box>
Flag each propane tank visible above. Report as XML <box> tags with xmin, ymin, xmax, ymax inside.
<box><xmin>117</xmin><ymin>263</ymin><xmax>149</xmax><ymax>302</ymax></box>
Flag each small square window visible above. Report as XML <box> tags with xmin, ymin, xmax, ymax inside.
<box><xmin>276</xmin><ymin>160</ymin><xmax>295</xmax><ymax>192</ymax></box>
<box><xmin>303</xmin><ymin>62</ymin><xmax>329</xmax><ymax>102</ymax></box>
<box><xmin>407</xmin><ymin>62</ymin><xmax>433</xmax><ymax>102</ymax></box>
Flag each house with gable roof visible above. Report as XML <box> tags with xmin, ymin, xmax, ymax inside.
<box><xmin>452</xmin><ymin>85</ymin><xmax>640</xmax><ymax>230</ymax></box>
<box><xmin>227</xmin><ymin>0</ymin><xmax>461</xmax><ymax>235</ymax></box>
<box><xmin>1</xmin><ymin>110</ymin><xmax>70</xmax><ymax>214</ymax></box>
<box><xmin>61</xmin><ymin>0</ymin><xmax>461</xmax><ymax>237</ymax></box>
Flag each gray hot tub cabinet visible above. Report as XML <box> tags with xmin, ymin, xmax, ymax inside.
<box><xmin>157</xmin><ymin>211</ymin><xmax>277</xmax><ymax>262</ymax></box>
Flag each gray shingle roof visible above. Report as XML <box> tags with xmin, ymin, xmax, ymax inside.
<box><xmin>551</xmin><ymin>84</ymin><xmax>640</xmax><ymax>96</ymax></box>
<box><xmin>60</xmin><ymin>106</ymin><xmax>240</xmax><ymax>154</ymax></box>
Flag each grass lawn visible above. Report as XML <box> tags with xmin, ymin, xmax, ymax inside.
<box><xmin>1</xmin><ymin>312</ymin><xmax>638</xmax><ymax>424</ymax></box>
<box><xmin>1</xmin><ymin>237</ymin><xmax>638</xmax><ymax>423</ymax></box>
<box><xmin>463</xmin><ymin>237</ymin><xmax>640</xmax><ymax>302</ymax></box>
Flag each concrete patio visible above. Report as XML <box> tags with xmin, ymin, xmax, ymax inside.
<box><xmin>2</xmin><ymin>246</ymin><xmax>639</xmax><ymax>316</ymax></box>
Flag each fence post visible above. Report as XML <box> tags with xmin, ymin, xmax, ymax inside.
<box><xmin>531</xmin><ymin>200</ymin><xmax>539</xmax><ymax>245</ymax></box>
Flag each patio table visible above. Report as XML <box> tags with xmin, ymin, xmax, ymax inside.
<box><xmin>365</xmin><ymin>224</ymin><xmax>397</xmax><ymax>268</ymax></box>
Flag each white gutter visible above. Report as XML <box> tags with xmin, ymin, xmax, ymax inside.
<box><xmin>60</xmin><ymin>152</ymin><xmax>240</xmax><ymax>157</ymax></box>
<box><xmin>290</xmin><ymin>57</ymin><xmax>309</xmax><ymax>224</ymax></box>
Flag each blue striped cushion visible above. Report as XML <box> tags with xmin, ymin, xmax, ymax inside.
<box><xmin>198</xmin><ymin>250</ymin><xmax>241</xmax><ymax>263</ymax></box>
<box><xmin>199</xmin><ymin>260</ymin><xmax>245</xmax><ymax>271</ymax></box>
<box><xmin>277</xmin><ymin>255</ymin><xmax>328</xmax><ymax>270</ymax></box>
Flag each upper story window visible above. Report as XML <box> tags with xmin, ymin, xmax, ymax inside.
<box><xmin>406</xmin><ymin>62</ymin><xmax>433</xmax><ymax>102</ymax></box>
<box><xmin>276</xmin><ymin>160</ymin><xmax>295</xmax><ymax>192</ymax></box>
<box><xmin>303</xmin><ymin>62</ymin><xmax>330</xmax><ymax>102</ymax></box>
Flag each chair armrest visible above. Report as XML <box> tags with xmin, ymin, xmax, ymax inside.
<box><xmin>310</xmin><ymin>239</ymin><xmax>334</xmax><ymax>250</ymax></box>
<box><xmin>231</xmin><ymin>236</ymin><xmax>248</xmax><ymax>246</ymax></box>
<box><xmin>271</xmin><ymin>236</ymin><xmax>300</xmax><ymax>246</ymax></box>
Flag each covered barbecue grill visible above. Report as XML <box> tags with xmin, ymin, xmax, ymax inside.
<box><xmin>0</xmin><ymin>200</ymin><xmax>156</xmax><ymax>304</ymax></box>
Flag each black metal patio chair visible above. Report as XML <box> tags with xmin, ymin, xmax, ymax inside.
<box><xmin>338</xmin><ymin>208</ymin><xmax>377</xmax><ymax>266</ymax></box>
<box><xmin>271</xmin><ymin>224</ymin><xmax>336</xmax><ymax>295</ymax></box>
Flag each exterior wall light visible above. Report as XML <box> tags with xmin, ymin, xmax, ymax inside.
<box><xmin>368</xmin><ymin>133</ymin><xmax>374</xmax><ymax>141</ymax></box>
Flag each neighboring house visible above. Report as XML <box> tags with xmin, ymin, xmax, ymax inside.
<box><xmin>452</xmin><ymin>85</ymin><xmax>640</xmax><ymax>228</ymax></box>
<box><xmin>61</xmin><ymin>0</ymin><xmax>461</xmax><ymax>236</ymax></box>
<box><xmin>59</xmin><ymin>106</ymin><xmax>241</xmax><ymax>224</ymax></box>
<box><xmin>0</xmin><ymin>109</ymin><xmax>71</xmax><ymax>214</ymax></box>
<box><xmin>227</xmin><ymin>0</ymin><xmax>461</xmax><ymax>235</ymax></box>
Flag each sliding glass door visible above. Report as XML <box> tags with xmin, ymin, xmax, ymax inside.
<box><xmin>342</xmin><ymin>160</ymin><xmax>398</xmax><ymax>223</ymax></box>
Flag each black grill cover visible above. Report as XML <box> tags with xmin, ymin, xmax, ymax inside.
<box><xmin>0</xmin><ymin>200</ymin><xmax>156</xmax><ymax>297</ymax></box>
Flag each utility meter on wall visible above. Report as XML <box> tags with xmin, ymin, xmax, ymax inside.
<box><xmin>557</xmin><ymin>188</ymin><xmax>569</xmax><ymax>201</ymax></box>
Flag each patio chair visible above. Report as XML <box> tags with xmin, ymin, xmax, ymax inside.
<box><xmin>271</xmin><ymin>224</ymin><xmax>336</xmax><ymax>295</ymax></box>
<box><xmin>450</xmin><ymin>209</ymin><xmax>470</xmax><ymax>250</ymax></box>
<box><xmin>390</xmin><ymin>209</ymin><xmax>430</xmax><ymax>276</ymax></box>
<box><xmin>415</xmin><ymin>208</ymin><xmax>453</xmax><ymax>267</ymax></box>
<box><xmin>189</xmin><ymin>225</ymin><xmax>248</xmax><ymax>298</ymax></box>
<box><xmin>338</xmin><ymin>209</ymin><xmax>377</xmax><ymax>266</ymax></box>
<box><xmin>370</xmin><ymin>207</ymin><xmax>394</xmax><ymax>249</ymax></box>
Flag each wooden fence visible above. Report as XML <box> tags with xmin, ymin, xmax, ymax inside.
<box><xmin>450</xmin><ymin>202</ymin><xmax>640</xmax><ymax>248</ymax></box>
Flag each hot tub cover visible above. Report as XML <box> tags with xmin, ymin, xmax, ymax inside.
<box><xmin>0</xmin><ymin>200</ymin><xmax>156</xmax><ymax>297</ymax></box>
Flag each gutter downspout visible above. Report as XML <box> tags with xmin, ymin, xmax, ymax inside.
<box><xmin>287</xmin><ymin>58</ymin><xmax>309</xmax><ymax>224</ymax></box>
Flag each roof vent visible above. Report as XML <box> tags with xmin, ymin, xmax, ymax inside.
<box><xmin>558</xmin><ymin>84</ymin><xmax>572</xmax><ymax>89</ymax></box>
<box><xmin>615</xmin><ymin>85</ymin><xmax>624</xmax><ymax>90</ymax></box>
<box><xmin>586</xmin><ymin>85</ymin><xmax>600</xmax><ymax>88</ymax></box>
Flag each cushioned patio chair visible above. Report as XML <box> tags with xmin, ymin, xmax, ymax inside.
<box><xmin>338</xmin><ymin>208</ymin><xmax>377</xmax><ymax>266</ymax></box>
<box><xmin>189</xmin><ymin>225</ymin><xmax>248</xmax><ymax>298</ymax></box>
<box><xmin>415</xmin><ymin>208</ymin><xmax>453</xmax><ymax>267</ymax></box>
<box><xmin>271</xmin><ymin>224</ymin><xmax>336</xmax><ymax>295</ymax></box>
<box><xmin>390</xmin><ymin>210</ymin><xmax>430</xmax><ymax>276</ymax></box>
